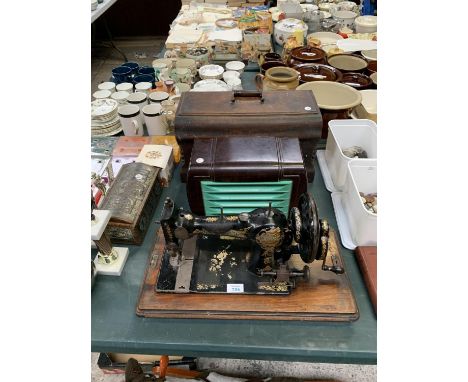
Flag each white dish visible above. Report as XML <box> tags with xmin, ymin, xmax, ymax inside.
<box><xmin>198</xmin><ymin>64</ymin><xmax>224</xmax><ymax>80</ymax></box>
<box><xmin>93</xmin><ymin>90</ymin><xmax>112</xmax><ymax>100</ymax></box>
<box><xmin>355</xmin><ymin>89</ymin><xmax>377</xmax><ymax>122</ymax></box>
<box><xmin>361</xmin><ymin>49</ymin><xmax>377</xmax><ymax>61</ymax></box>
<box><xmin>91</xmin><ymin>99</ymin><xmax>118</xmax><ymax>118</ymax></box>
<box><xmin>98</xmin><ymin>82</ymin><xmax>116</xmax><ymax>92</ymax></box>
<box><xmin>192</xmin><ymin>79</ymin><xmax>231</xmax><ymax>92</ymax></box>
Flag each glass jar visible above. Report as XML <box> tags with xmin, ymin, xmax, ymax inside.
<box><xmin>161</xmin><ymin>99</ymin><xmax>176</xmax><ymax>134</ymax></box>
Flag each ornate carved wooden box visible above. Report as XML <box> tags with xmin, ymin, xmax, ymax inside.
<box><xmin>100</xmin><ymin>162</ymin><xmax>162</xmax><ymax>245</ymax></box>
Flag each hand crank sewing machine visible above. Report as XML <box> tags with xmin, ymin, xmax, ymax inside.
<box><xmin>156</xmin><ymin>193</ymin><xmax>344</xmax><ymax>295</ymax></box>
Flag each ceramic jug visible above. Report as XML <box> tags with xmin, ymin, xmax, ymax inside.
<box><xmin>255</xmin><ymin>67</ymin><xmax>300</xmax><ymax>91</ymax></box>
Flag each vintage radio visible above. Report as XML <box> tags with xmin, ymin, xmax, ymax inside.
<box><xmin>186</xmin><ymin>136</ymin><xmax>308</xmax><ymax>215</ymax></box>
<box><xmin>175</xmin><ymin>90</ymin><xmax>323</xmax><ymax>182</ymax></box>
<box><xmin>100</xmin><ymin>162</ymin><xmax>162</xmax><ymax>245</ymax></box>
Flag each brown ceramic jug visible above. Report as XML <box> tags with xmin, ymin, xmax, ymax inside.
<box><xmin>255</xmin><ymin>67</ymin><xmax>300</xmax><ymax>91</ymax></box>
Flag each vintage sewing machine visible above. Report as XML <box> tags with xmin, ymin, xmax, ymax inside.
<box><xmin>156</xmin><ymin>193</ymin><xmax>344</xmax><ymax>295</ymax></box>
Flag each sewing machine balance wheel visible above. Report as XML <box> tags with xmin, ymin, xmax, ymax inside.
<box><xmin>296</xmin><ymin>193</ymin><xmax>321</xmax><ymax>264</ymax></box>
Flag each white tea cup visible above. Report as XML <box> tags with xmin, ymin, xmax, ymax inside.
<box><xmin>135</xmin><ymin>82</ymin><xmax>152</xmax><ymax>94</ymax></box>
<box><xmin>93</xmin><ymin>89</ymin><xmax>111</xmax><ymax>100</ymax></box>
<box><xmin>118</xmin><ymin>104</ymin><xmax>144</xmax><ymax>136</ymax></box>
<box><xmin>142</xmin><ymin>104</ymin><xmax>166</xmax><ymax>136</ymax></box>
<box><xmin>98</xmin><ymin>81</ymin><xmax>116</xmax><ymax>93</ymax></box>
<box><xmin>126</xmin><ymin>92</ymin><xmax>148</xmax><ymax>112</ymax></box>
<box><xmin>223</xmin><ymin>70</ymin><xmax>240</xmax><ymax>82</ymax></box>
<box><xmin>116</xmin><ymin>82</ymin><xmax>134</xmax><ymax>93</ymax></box>
<box><xmin>111</xmin><ymin>90</ymin><xmax>130</xmax><ymax>105</ymax></box>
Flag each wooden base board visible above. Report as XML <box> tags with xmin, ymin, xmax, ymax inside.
<box><xmin>136</xmin><ymin>229</ymin><xmax>359</xmax><ymax>321</ymax></box>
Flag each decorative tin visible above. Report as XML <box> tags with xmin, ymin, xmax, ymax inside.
<box><xmin>100</xmin><ymin>162</ymin><xmax>162</xmax><ymax>245</ymax></box>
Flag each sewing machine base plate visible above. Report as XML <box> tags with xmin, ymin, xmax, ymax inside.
<box><xmin>136</xmin><ymin>229</ymin><xmax>359</xmax><ymax>321</ymax></box>
<box><xmin>156</xmin><ymin>236</ymin><xmax>291</xmax><ymax>295</ymax></box>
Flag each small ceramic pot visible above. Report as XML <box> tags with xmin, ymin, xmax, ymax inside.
<box><xmin>339</xmin><ymin>72</ymin><xmax>373</xmax><ymax>90</ymax></box>
<box><xmin>327</xmin><ymin>54</ymin><xmax>368</xmax><ymax>73</ymax></box>
<box><xmin>256</xmin><ymin>67</ymin><xmax>300</xmax><ymax>91</ymax></box>
<box><xmin>260</xmin><ymin>60</ymin><xmax>287</xmax><ymax>74</ymax></box>
<box><xmin>226</xmin><ymin>61</ymin><xmax>245</xmax><ymax>74</ymax></box>
<box><xmin>296</xmin><ymin>81</ymin><xmax>362</xmax><ymax>138</ymax></box>
<box><xmin>185</xmin><ymin>47</ymin><xmax>210</xmax><ymax>68</ymax></box>
<box><xmin>274</xmin><ymin>18</ymin><xmax>308</xmax><ymax>46</ymax></box>
<box><xmin>293</xmin><ymin>63</ymin><xmax>343</xmax><ymax>84</ymax></box>
<box><xmin>263</xmin><ymin>52</ymin><xmax>282</xmax><ymax>63</ymax></box>
<box><xmin>355</xmin><ymin>15</ymin><xmax>377</xmax><ymax>33</ymax></box>
<box><xmin>287</xmin><ymin>46</ymin><xmax>327</xmax><ymax>67</ymax></box>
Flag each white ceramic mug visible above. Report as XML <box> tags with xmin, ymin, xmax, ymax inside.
<box><xmin>116</xmin><ymin>82</ymin><xmax>134</xmax><ymax>93</ymax></box>
<box><xmin>118</xmin><ymin>104</ymin><xmax>144</xmax><ymax>136</ymax></box>
<box><xmin>93</xmin><ymin>90</ymin><xmax>111</xmax><ymax>100</ymax></box>
<box><xmin>126</xmin><ymin>92</ymin><xmax>148</xmax><ymax>112</ymax></box>
<box><xmin>142</xmin><ymin>104</ymin><xmax>166</xmax><ymax>136</ymax></box>
<box><xmin>135</xmin><ymin>81</ymin><xmax>152</xmax><ymax>94</ymax></box>
<box><xmin>223</xmin><ymin>70</ymin><xmax>241</xmax><ymax>82</ymax></box>
<box><xmin>98</xmin><ymin>81</ymin><xmax>116</xmax><ymax>93</ymax></box>
<box><xmin>111</xmin><ymin>90</ymin><xmax>130</xmax><ymax>105</ymax></box>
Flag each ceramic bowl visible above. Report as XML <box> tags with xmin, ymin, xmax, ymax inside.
<box><xmin>296</xmin><ymin>81</ymin><xmax>362</xmax><ymax>138</ymax></box>
<box><xmin>355</xmin><ymin>15</ymin><xmax>377</xmax><ymax>33</ymax></box>
<box><xmin>199</xmin><ymin>64</ymin><xmax>225</xmax><ymax>80</ymax></box>
<box><xmin>260</xmin><ymin>60</ymin><xmax>287</xmax><ymax>74</ymax></box>
<box><xmin>192</xmin><ymin>79</ymin><xmax>231</xmax><ymax>92</ymax></box>
<box><xmin>226</xmin><ymin>61</ymin><xmax>245</xmax><ymax>74</ymax></box>
<box><xmin>354</xmin><ymin>89</ymin><xmax>377</xmax><ymax>122</ymax></box>
<box><xmin>223</xmin><ymin>70</ymin><xmax>241</xmax><ymax>82</ymax></box>
<box><xmin>98</xmin><ymin>81</ymin><xmax>116</xmax><ymax>92</ymax></box>
<box><xmin>327</xmin><ymin>53</ymin><xmax>368</xmax><ymax>73</ymax></box>
<box><xmin>332</xmin><ymin>10</ymin><xmax>357</xmax><ymax>28</ymax></box>
<box><xmin>116</xmin><ymin>82</ymin><xmax>133</xmax><ymax>92</ymax></box>
<box><xmin>367</xmin><ymin>60</ymin><xmax>377</xmax><ymax>74</ymax></box>
<box><xmin>293</xmin><ymin>63</ymin><xmax>343</xmax><ymax>83</ymax></box>
<box><xmin>307</xmin><ymin>32</ymin><xmax>343</xmax><ymax>52</ymax></box>
<box><xmin>361</xmin><ymin>49</ymin><xmax>377</xmax><ymax>61</ymax></box>
<box><xmin>339</xmin><ymin>72</ymin><xmax>373</xmax><ymax>90</ymax></box>
<box><xmin>288</xmin><ymin>46</ymin><xmax>327</xmax><ymax>67</ymax></box>
<box><xmin>370</xmin><ymin>72</ymin><xmax>377</xmax><ymax>87</ymax></box>
<box><xmin>93</xmin><ymin>90</ymin><xmax>111</xmax><ymax>100</ymax></box>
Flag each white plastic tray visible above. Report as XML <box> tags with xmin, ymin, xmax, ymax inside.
<box><xmin>316</xmin><ymin>150</ymin><xmax>337</xmax><ymax>192</ymax></box>
<box><xmin>330</xmin><ymin>192</ymin><xmax>357</xmax><ymax>250</ymax></box>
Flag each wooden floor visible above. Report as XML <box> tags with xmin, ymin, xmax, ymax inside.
<box><xmin>91</xmin><ymin>36</ymin><xmax>166</xmax><ymax>98</ymax></box>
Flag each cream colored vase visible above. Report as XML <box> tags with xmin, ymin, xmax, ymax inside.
<box><xmin>255</xmin><ymin>67</ymin><xmax>300</xmax><ymax>91</ymax></box>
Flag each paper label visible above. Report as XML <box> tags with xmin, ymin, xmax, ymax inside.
<box><xmin>227</xmin><ymin>284</ymin><xmax>244</xmax><ymax>293</ymax></box>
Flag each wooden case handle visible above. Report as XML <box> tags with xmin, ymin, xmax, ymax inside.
<box><xmin>230</xmin><ymin>90</ymin><xmax>264</xmax><ymax>103</ymax></box>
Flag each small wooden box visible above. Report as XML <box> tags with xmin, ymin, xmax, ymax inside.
<box><xmin>100</xmin><ymin>163</ymin><xmax>162</xmax><ymax>245</ymax></box>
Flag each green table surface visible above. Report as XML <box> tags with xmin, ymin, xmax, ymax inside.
<box><xmin>91</xmin><ymin>155</ymin><xmax>377</xmax><ymax>364</ymax></box>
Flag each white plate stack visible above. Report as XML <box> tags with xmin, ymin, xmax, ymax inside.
<box><xmin>91</xmin><ymin>99</ymin><xmax>122</xmax><ymax>137</ymax></box>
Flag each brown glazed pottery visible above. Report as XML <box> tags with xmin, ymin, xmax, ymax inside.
<box><xmin>256</xmin><ymin>66</ymin><xmax>300</xmax><ymax>91</ymax></box>
<box><xmin>258</xmin><ymin>52</ymin><xmax>282</xmax><ymax>67</ymax></box>
<box><xmin>367</xmin><ymin>60</ymin><xmax>377</xmax><ymax>74</ymax></box>
<box><xmin>327</xmin><ymin>53</ymin><xmax>368</xmax><ymax>73</ymax></box>
<box><xmin>296</xmin><ymin>81</ymin><xmax>361</xmax><ymax>138</ymax></box>
<box><xmin>287</xmin><ymin>46</ymin><xmax>327</xmax><ymax>67</ymax></box>
<box><xmin>260</xmin><ymin>60</ymin><xmax>287</xmax><ymax>74</ymax></box>
<box><xmin>340</xmin><ymin>72</ymin><xmax>373</xmax><ymax>90</ymax></box>
<box><xmin>293</xmin><ymin>63</ymin><xmax>343</xmax><ymax>84</ymax></box>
